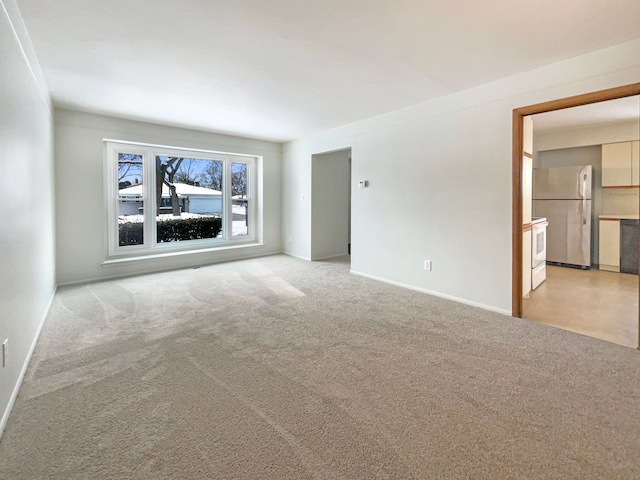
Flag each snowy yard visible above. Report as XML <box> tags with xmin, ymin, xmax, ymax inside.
<box><xmin>118</xmin><ymin>204</ymin><xmax>248</xmax><ymax>237</ymax></box>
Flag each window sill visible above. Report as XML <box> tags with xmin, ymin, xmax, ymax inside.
<box><xmin>101</xmin><ymin>242</ymin><xmax>264</xmax><ymax>267</ymax></box>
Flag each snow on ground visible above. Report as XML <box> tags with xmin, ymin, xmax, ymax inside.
<box><xmin>118</xmin><ymin>212</ymin><xmax>207</xmax><ymax>224</ymax></box>
<box><xmin>232</xmin><ymin>221</ymin><xmax>248</xmax><ymax>236</ymax></box>
<box><xmin>118</xmin><ymin>205</ymin><xmax>248</xmax><ymax>236</ymax></box>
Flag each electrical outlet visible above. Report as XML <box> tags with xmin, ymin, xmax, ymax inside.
<box><xmin>2</xmin><ymin>339</ymin><xmax>7</xmax><ymax>368</ymax></box>
<box><xmin>424</xmin><ymin>260</ymin><xmax>432</xmax><ymax>271</ymax></box>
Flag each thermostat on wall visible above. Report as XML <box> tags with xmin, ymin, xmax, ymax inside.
<box><xmin>358</xmin><ymin>180</ymin><xmax>369</xmax><ymax>188</ymax></box>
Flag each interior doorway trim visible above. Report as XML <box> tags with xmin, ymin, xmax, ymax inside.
<box><xmin>512</xmin><ymin>82</ymin><xmax>640</xmax><ymax>348</ymax></box>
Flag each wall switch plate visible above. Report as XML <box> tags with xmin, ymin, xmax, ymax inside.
<box><xmin>424</xmin><ymin>260</ymin><xmax>432</xmax><ymax>271</ymax></box>
<box><xmin>2</xmin><ymin>339</ymin><xmax>7</xmax><ymax>368</ymax></box>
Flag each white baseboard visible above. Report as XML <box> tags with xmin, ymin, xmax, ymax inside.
<box><xmin>0</xmin><ymin>289</ymin><xmax>55</xmax><ymax>441</ymax></box>
<box><xmin>58</xmin><ymin>250</ymin><xmax>285</xmax><ymax>287</ymax></box>
<box><xmin>312</xmin><ymin>253</ymin><xmax>350</xmax><ymax>261</ymax></box>
<box><xmin>350</xmin><ymin>270</ymin><xmax>511</xmax><ymax>316</ymax></box>
<box><xmin>283</xmin><ymin>252</ymin><xmax>311</xmax><ymax>261</ymax></box>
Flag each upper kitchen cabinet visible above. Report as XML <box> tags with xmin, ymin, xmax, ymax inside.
<box><xmin>602</xmin><ymin>141</ymin><xmax>640</xmax><ymax>187</ymax></box>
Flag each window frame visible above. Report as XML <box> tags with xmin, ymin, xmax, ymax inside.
<box><xmin>105</xmin><ymin>140</ymin><xmax>259</xmax><ymax>260</ymax></box>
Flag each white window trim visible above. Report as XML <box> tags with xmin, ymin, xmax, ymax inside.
<box><xmin>105</xmin><ymin>140</ymin><xmax>261</xmax><ymax>261</ymax></box>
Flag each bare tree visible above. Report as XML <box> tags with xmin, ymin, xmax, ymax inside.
<box><xmin>156</xmin><ymin>157</ymin><xmax>184</xmax><ymax>216</ymax></box>
<box><xmin>231</xmin><ymin>164</ymin><xmax>247</xmax><ymax>198</ymax></box>
<box><xmin>173</xmin><ymin>158</ymin><xmax>200</xmax><ymax>185</ymax></box>
<box><xmin>202</xmin><ymin>161</ymin><xmax>223</xmax><ymax>191</ymax></box>
<box><xmin>118</xmin><ymin>154</ymin><xmax>142</xmax><ymax>189</ymax></box>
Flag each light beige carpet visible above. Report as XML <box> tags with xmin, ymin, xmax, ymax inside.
<box><xmin>1</xmin><ymin>254</ymin><xmax>639</xmax><ymax>479</ymax></box>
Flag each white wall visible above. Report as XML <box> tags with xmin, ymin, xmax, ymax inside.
<box><xmin>55</xmin><ymin>110</ymin><xmax>283</xmax><ymax>284</ymax></box>
<box><xmin>0</xmin><ymin>0</ymin><xmax>55</xmax><ymax>438</ymax></box>
<box><xmin>535</xmin><ymin>119</ymin><xmax>639</xmax><ymax>152</ymax></box>
<box><xmin>311</xmin><ymin>150</ymin><xmax>350</xmax><ymax>260</ymax></box>
<box><xmin>282</xmin><ymin>39</ymin><xmax>640</xmax><ymax>314</ymax></box>
<box><xmin>601</xmin><ymin>189</ymin><xmax>640</xmax><ymax>217</ymax></box>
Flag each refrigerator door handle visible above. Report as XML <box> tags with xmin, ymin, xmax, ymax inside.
<box><xmin>582</xmin><ymin>174</ymin><xmax>588</xmax><ymax>225</ymax></box>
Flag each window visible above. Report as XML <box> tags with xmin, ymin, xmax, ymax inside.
<box><xmin>106</xmin><ymin>141</ymin><xmax>259</xmax><ymax>259</ymax></box>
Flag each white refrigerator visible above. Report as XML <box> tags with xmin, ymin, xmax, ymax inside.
<box><xmin>532</xmin><ymin>165</ymin><xmax>592</xmax><ymax>269</ymax></box>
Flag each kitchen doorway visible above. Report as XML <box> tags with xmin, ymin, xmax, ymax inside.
<box><xmin>512</xmin><ymin>83</ymin><xmax>640</xmax><ymax>349</ymax></box>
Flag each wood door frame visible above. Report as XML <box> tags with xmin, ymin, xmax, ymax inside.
<box><xmin>512</xmin><ymin>83</ymin><xmax>640</xmax><ymax>348</ymax></box>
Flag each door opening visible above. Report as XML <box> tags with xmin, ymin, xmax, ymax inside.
<box><xmin>311</xmin><ymin>148</ymin><xmax>352</xmax><ymax>261</ymax></box>
<box><xmin>512</xmin><ymin>83</ymin><xmax>640</xmax><ymax>349</ymax></box>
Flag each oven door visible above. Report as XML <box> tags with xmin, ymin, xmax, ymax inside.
<box><xmin>531</xmin><ymin>221</ymin><xmax>548</xmax><ymax>269</ymax></box>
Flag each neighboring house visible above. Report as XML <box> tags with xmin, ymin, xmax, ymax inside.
<box><xmin>118</xmin><ymin>183</ymin><xmax>222</xmax><ymax>215</ymax></box>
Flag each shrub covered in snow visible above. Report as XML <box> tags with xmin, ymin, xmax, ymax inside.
<box><xmin>119</xmin><ymin>217</ymin><xmax>222</xmax><ymax>246</ymax></box>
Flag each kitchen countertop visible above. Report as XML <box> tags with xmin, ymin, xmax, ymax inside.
<box><xmin>599</xmin><ymin>214</ymin><xmax>640</xmax><ymax>220</ymax></box>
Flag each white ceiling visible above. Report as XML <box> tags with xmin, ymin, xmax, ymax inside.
<box><xmin>533</xmin><ymin>96</ymin><xmax>640</xmax><ymax>132</ymax></box>
<box><xmin>15</xmin><ymin>0</ymin><xmax>640</xmax><ymax>142</ymax></box>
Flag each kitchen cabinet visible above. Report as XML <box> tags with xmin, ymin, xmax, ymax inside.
<box><xmin>599</xmin><ymin>219</ymin><xmax>620</xmax><ymax>272</ymax></box>
<box><xmin>602</xmin><ymin>141</ymin><xmax>640</xmax><ymax>187</ymax></box>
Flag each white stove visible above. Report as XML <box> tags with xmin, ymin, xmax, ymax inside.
<box><xmin>531</xmin><ymin>217</ymin><xmax>548</xmax><ymax>289</ymax></box>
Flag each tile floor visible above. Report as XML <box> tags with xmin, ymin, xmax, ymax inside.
<box><xmin>523</xmin><ymin>265</ymin><xmax>639</xmax><ymax>348</ymax></box>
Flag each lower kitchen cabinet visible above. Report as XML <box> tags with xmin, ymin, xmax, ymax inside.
<box><xmin>599</xmin><ymin>219</ymin><xmax>620</xmax><ymax>272</ymax></box>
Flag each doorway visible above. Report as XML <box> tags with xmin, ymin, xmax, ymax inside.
<box><xmin>512</xmin><ymin>83</ymin><xmax>640</xmax><ymax>349</ymax></box>
<box><xmin>311</xmin><ymin>148</ymin><xmax>351</xmax><ymax>261</ymax></box>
